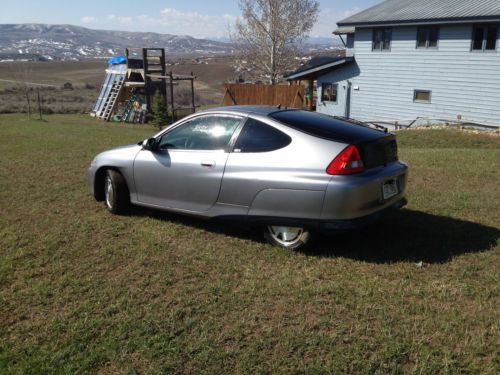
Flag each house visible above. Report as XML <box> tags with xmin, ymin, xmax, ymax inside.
<box><xmin>285</xmin><ymin>0</ymin><xmax>500</xmax><ymax>126</ymax></box>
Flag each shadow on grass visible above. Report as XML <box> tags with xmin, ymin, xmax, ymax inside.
<box><xmin>131</xmin><ymin>207</ymin><xmax>499</xmax><ymax>264</ymax></box>
<box><xmin>308</xmin><ymin>209</ymin><xmax>499</xmax><ymax>263</ymax></box>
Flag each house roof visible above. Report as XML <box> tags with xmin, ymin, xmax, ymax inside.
<box><xmin>338</xmin><ymin>0</ymin><xmax>500</xmax><ymax>27</ymax></box>
<box><xmin>284</xmin><ymin>56</ymin><xmax>353</xmax><ymax>81</ymax></box>
<box><xmin>334</xmin><ymin>27</ymin><xmax>355</xmax><ymax>35</ymax></box>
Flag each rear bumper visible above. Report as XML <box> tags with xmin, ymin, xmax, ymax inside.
<box><xmin>223</xmin><ymin>197</ymin><xmax>407</xmax><ymax>231</ymax></box>
<box><xmin>321</xmin><ymin>161</ymin><xmax>408</xmax><ymax>221</ymax></box>
<box><xmin>320</xmin><ymin>197</ymin><xmax>407</xmax><ymax>231</ymax></box>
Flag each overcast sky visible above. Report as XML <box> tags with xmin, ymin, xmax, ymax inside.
<box><xmin>0</xmin><ymin>0</ymin><xmax>380</xmax><ymax>38</ymax></box>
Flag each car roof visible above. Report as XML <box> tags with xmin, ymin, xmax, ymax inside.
<box><xmin>269</xmin><ymin>110</ymin><xmax>387</xmax><ymax>144</ymax></box>
<box><xmin>203</xmin><ymin>105</ymin><xmax>287</xmax><ymax>116</ymax></box>
<box><xmin>201</xmin><ymin>105</ymin><xmax>387</xmax><ymax>143</ymax></box>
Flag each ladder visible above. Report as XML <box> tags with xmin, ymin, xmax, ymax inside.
<box><xmin>125</xmin><ymin>48</ymin><xmax>167</xmax><ymax>111</ymax></box>
<box><xmin>97</xmin><ymin>75</ymin><xmax>125</xmax><ymax>121</ymax></box>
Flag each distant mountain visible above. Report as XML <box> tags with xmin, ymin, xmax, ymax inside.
<box><xmin>306</xmin><ymin>36</ymin><xmax>342</xmax><ymax>45</ymax></box>
<box><xmin>0</xmin><ymin>24</ymin><xmax>234</xmax><ymax>61</ymax></box>
<box><xmin>212</xmin><ymin>35</ymin><xmax>344</xmax><ymax>52</ymax></box>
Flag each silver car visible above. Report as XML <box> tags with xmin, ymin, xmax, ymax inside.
<box><xmin>87</xmin><ymin>106</ymin><xmax>408</xmax><ymax>249</ymax></box>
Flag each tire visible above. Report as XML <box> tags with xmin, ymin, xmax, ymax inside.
<box><xmin>104</xmin><ymin>169</ymin><xmax>130</xmax><ymax>215</ymax></box>
<box><xmin>264</xmin><ymin>225</ymin><xmax>311</xmax><ymax>250</ymax></box>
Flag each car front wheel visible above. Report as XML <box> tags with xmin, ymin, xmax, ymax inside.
<box><xmin>264</xmin><ymin>225</ymin><xmax>310</xmax><ymax>250</ymax></box>
<box><xmin>104</xmin><ymin>169</ymin><xmax>130</xmax><ymax>215</ymax></box>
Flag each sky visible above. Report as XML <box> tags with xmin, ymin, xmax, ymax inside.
<box><xmin>0</xmin><ymin>0</ymin><xmax>380</xmax><ymax>39</ymax></box>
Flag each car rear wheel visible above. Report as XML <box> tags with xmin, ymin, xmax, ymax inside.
<box><xmin>104</xmin><ymin>169</ymin><xmax>130</xmax><ymax>215</ymax></box>
<box><xmin>265</xmin><ymin>225</ymin><xmax>310</xmax><ymax>249</ymax></box>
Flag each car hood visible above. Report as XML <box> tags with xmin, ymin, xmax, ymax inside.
<box><xmin>93</xmin><ymin>144</ymin><xmax>142</xmax><ymax>163</ymax></box>
<box><xmin>108</xmin><ymin>144</ymin><xmax>142</xmax><ymax>153</ymax></box>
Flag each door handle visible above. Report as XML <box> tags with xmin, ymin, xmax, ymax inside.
<box><xmin>201</xmin><ymin>160</ymin><xmax>216</xmax><ymax>168</ymax></box>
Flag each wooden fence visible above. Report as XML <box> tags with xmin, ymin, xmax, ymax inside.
<box><xmin>222</xmin><ymin>84</ymin><xmax>304</xmax><ymax>108</ymax></box>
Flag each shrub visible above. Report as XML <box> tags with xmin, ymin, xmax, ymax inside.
<box><xmin>150</xmin><ymin>90</ymin><xmax>168</xmax><ymax>129</ymax></box>
<box><xmin>83</xmin><ymin>82</ymin><xmax>97</xmax><ymax>90</ymax></box>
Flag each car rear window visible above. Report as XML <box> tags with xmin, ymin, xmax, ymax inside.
<box><xmin>234</xmin><ymin>118</ymin><xmax>291</xmax><ymax>153</ymax></box>
<box><xmin>359</xmin><ymin>136</ymin><xmax>398</xmax><ymax>169</ymax></box>
<box><xmin>270</xmin><ymin>110</ymin><xmax>385</xmax><ymax>143</ymax></box>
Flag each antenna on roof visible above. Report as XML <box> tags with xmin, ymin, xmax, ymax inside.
<box><xmin>276</xmin><ymin>104</ymin><xmax>281</xmax><ymax>109</ymax></box>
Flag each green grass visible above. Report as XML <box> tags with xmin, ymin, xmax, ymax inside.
<box><xmin>0</xmin><ymin>114</ymin><xmax>499</xmax><ymax>374</ymax></box>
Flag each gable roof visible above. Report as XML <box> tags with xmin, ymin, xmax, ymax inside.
<box><xmin>338</xmin><ymin>0</ymin><xmax>500</xmax><ymax>27</ymax></box>
<box><xmin>284</xmin><ymin>56</ymin><xmax>353</xmax><ymax>81</ymax></box>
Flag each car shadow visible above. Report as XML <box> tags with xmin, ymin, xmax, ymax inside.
<box><xmin>129</xmin><ymin>207</ymin><xmax>499</xmax><ymax>264</ymax></box>
<box><xmin>130</xmin><ymin>205</ymin><xmax>263</xmax><ymax>241</ymax></box>
<box><xmin>306</xmin><ymin>209</ymin><xmax>499</xmax><ymax>263</ymax></box>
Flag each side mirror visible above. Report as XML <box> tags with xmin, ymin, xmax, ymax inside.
<box><xmin>142</xmin><ymin>138</ymin><xmax>158</xmax><ymax>151</ymax></box>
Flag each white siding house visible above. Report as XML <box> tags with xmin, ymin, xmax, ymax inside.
<box><xmin>287</xmin><ymin>0</ymin><xmax>500</xmax><ymax>126</ymax></box>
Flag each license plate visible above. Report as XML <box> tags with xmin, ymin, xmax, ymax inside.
<box><xmin>382</xmin><ymin>179</ymin><xmax>399</xmax><ymax>200</ymax></box>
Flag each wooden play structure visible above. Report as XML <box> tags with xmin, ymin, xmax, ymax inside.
<box><xmin>91</xmin><ymin>48</ymin><xmax>196</xmax><ymax>123</ymax></box>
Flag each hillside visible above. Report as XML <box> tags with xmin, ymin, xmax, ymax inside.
<box><xmin>0</xmin><ymin>23</ymin><xmax>344</xmax><ymax>62</ymax></box>
<box><xmin>0</xmin><ymin>24</ymin><xmax>234</xmax><ymax>60</ymax></box>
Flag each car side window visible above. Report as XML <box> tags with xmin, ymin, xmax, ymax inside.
<box><xmin>158</xmin><ymin>116</ymin><xmax>242</xmax><ymax>151</ymax></box>
<box><xmin>234</xmin><ymin>118</ymin><xmax>291</xmax><ymax>153</ymax></box>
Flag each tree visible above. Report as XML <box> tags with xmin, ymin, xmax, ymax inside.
<box><xmin>232</xmin><ymin>0</ymin><xmax>319</xmax><ymax>84</ymax></box>
<box><xmin>151</xmin><ymin>90</ymin><xmax>168</xmax><ymax>129</ymax></box>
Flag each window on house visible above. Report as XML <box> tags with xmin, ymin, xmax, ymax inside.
<box><xmin>417</xmin><ymin>26</ymin><xmax>439</xmax><ymax>48</ymax></box>
<box><xmin>373</xmin><ymin>28</ymin><xmax>392</xmax><ymax>51</ymax></box>
<box><xmin>486</xmin><ymin>26</ymin><xmax>498</xmax><ymax>49</ymax></box>
<box><xmin>321</xmin><ymin>83</ymin><xmax>338</xmax><ymax>103</ymax></box>
<box><xmin>414</xmin><ymin>90</ymin><xmax>432</xmax><ymax>103</ymax></box>
<box><xmin>472</xmin><ymin>25</ymin><xmax>498</xmax><ymax>51</ymax></box>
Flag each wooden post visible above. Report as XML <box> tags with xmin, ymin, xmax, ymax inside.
<box><xmin>222</xmin><ymin>85</ymin><xmax>237</xmax><ymax>105</ymax></box>
<box><xmin>190</xmin><ymin>71</ymin><xmax>195</xmax><ymax>114</ymax></box>
<box><xmin>37</xmin><ymin>87</ymin><xmax>42</xmax><ymax>120</ymax></box>
<box><xmin>292</xmin><ymin>90</ymin><xmax>303</xmax><ymax>109</ymax></box>
<box><xmin>142</xmin><ymin>48</ymin><xmax>151</xmax><ymax>111</ymax></box>
<box><xmin>169</xmin><ymin>71</ymin><xmax>175</xmax><ymax>122</ymax></box>
<box><xmin>165</xmin><ymin>76</ymin><xmax>170</xmax><ymax>123</ymax></box>
<box><xmin>307</xmin><ymin>79</ymin><xmax>314</xmax><ymax>111</ymax></box>
<box><xmin>160</xmin><ymin>49</ymin><xmax>166</xmax><ymax>76</ymax></box>
<box><xmin>25</xmin><ymin>90</ymin><xmax>31</xmax><ymax>120</ymax></box>
<box><xmin>160</xmin><ymin>48</ymin><xmax>167</xmax><ymax>113</ymax></box>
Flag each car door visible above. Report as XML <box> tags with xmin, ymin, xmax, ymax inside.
<box><xmin>217</xmin><ymin>117</ymin><xmax>293</xmax><ymax>207</ymax></box>
<box><xmin>133</xmin><ymin>114</ymin><xmax>243</xmax><ymax>212</ymax></box>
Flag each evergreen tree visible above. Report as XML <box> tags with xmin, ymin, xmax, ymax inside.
<box><xmin>151</xmin><ymin>90</ymin><xmax>168</xmax><ymax>129</ymax></box>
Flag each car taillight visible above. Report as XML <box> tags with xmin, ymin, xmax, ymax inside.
<box><xmin>326</xmin><ymin>144</ymin><xmax>365</xmax><ymax>175</ymax></box>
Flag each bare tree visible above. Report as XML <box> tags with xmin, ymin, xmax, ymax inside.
<box><xmin>232</xmin><ymin>0</ymin><xmax>319</xmax><ymax>84</ymax></box>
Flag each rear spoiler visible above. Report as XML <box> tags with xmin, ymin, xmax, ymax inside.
<box><xmin>333</xmin><ymin>116</ymin><xmax>388</xmax><ymax>133</ymax></box>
